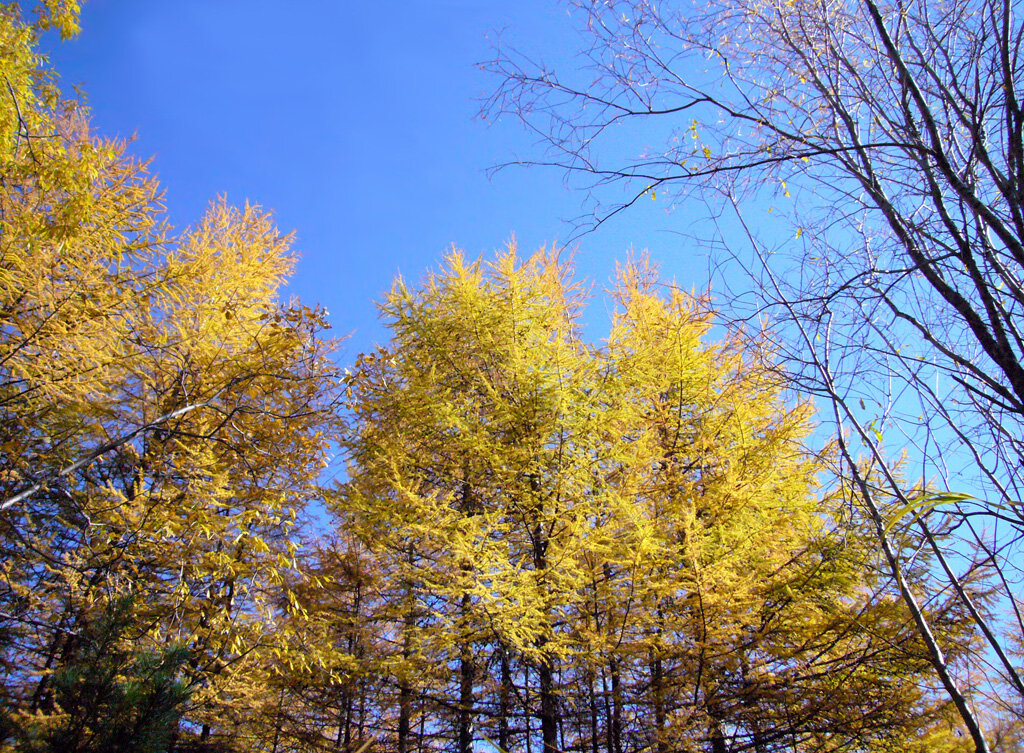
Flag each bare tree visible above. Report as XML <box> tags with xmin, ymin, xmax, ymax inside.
<box><xmin>484</xmin><ymin>1</ymin><xmax>1024</xmax><ymax>750</ymax></box>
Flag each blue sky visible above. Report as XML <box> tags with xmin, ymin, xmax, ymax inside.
<box><xmin>43</xmin><ymin>1</ymin><xmax>710</xmax><ymax>355</ymax></box>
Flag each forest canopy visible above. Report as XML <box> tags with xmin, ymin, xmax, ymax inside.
<box><xmin>0</xmin><ymin>1</ymin><xmax>1018</xmax><ymax>753</ymax></box>
<box><xmin>325</xmin><ymin>248</ymin><xmax>972</xmax><ymax>753</ymax></box>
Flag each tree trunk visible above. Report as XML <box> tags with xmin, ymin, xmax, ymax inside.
<box><xmin>457</xmin><ymin>478</ymin><xmax>477</xmax><ymax>753</ymax></box>
<box><xmin>708</xmin><ymin>700</ymin><xmax>727</xmax><ymax>753</ymax></box>
<box><xmin>538</xmin><ymin>657</ymin><xmax>559</xmax><ymax>753</ymax></box>
<box><xmin>398</xmin><ymin>681</ymin><xmax>412</xmax><ymax>753</ymax></box>
<box><xmin>709</xmin><ymin>719</ymin><xmax>727</xmax><ymax>753</ymax></box>
<box><xmin>458</xmin><ymin>599</ymin><xmax>475</xmax><ymax>753</ymax></box>
<box><xmin>529</xmin><ymin>472</ymin><xmax>559</xmax><ymax>753</ymax></box>
<box><xmin>651</xmin><ymin>652</ymin><xmax>666</xmax><ymax>753</ymax></box>
<box><xmin>399</xmin><ymin>587</ymin><xmax>415</xmax><ymax>753</ymax></box>
<box><xmin>587</xmin><ymin>668</ymin><xmax>599</xmax><ymax>753</ymax></box>
<box><xmin>499</xmin><ymin>645</ymin><xmax>512</xmax><ymax>753</ymax></box>
<box><xmin>609</xmin><ymin>658</ymin><xmax>623</xmax><ymax>753</ymax></box>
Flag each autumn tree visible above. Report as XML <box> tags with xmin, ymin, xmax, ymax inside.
<box><xmin>337</xmin><ymin>248</ymin><xmax>597</xmax><ymax>753</ymax></box>
<box><xmin>336</xmin><ymin>248</ymin><xmax>969</xmax><ymax>753</ymax></box>
<box><xmin>483</xmin><ymin>1</ymin><xmax>1024</xmax><ymax>748</ymax></box>
<box><xmin>574</xmin><ymin>258</ymin><xmax>970</xmax><ymax>753</ymax></box>
<box><xmin>0</xmin><ymin>3</ymin><xmax>342</xmax><ymax>750</ymax></box>
<box><xmin>233</xmin><ymin>534</ymin><xmax>391</xmax><ymax>753</ymax></box>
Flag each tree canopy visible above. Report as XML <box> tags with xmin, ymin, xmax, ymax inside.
<box><xmin>325</xmin><ymin>248</ymin><xmax>970</xmax><ymax>753</ymax></box>
<box><xmin>0</xmin><ymin>3</ymin><xmax>341</xmax><ymax>750</ymax></box>
<box><xmin>483</xmin><ymin>1</ymin><xmax>1024</xmax><ymax>748</ymax></box>
<box><xmin>0</xmin><ymin>1</ymin><xmax>1019</xmax><ymax>752</ymax></box>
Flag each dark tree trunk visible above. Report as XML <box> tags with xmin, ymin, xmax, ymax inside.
<box><xmin>457</xmin><ymin>478</ymin><xmax>478</xmax><ymax>753</ymax></box>
<box><xmin>709</xmin><ymin>703</ymin><xmax>727</xmax><ymax>753</ymax></box>
<box><xmin>538</xmin><ymin>657</ymin><xmax>559</xmax><ymax>753</ymax></box>
<box><xmin>531</xmin><ymin>473</ymin><xmax>559</xmax><ymax>753</ymax></box>
<box><xmin>651</xmin><ymin>652</ymin><xmax>666</xmax><ymax>753</ymax></box>
<box><xmin>499</xmin><ymin>645</ymin><xmax>512</xmax><ymax>753</ymax></box>
<box><xmin>609</xmin><ymin>658</ymin><xmax>623</xmax><ymax>753</ymax></box>
<box><xmin>398</xmin><ymin>681</ymin><xmax>412</xmax><ymax>753</ymax></box>
<box><xmin>458</xmin><ymin>600</ymin><xmax>475</xmax><ymax>753</ymax></box>
<box><xmin>398</xmin><ymin>579</ymin><xmax>415</xmax><ymax>753</ymax></box>
<box><xmin>587</xmin><ymin>669</ymin><xmax>599</xmax><ymax>753</ymax></box>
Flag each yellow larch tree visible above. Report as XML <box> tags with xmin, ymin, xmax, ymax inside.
<box><xmin>586</xmin><ymin>258</ymin><xmax>970</xmax><ymax>753</ymax></box>
<box><xmin>0</xmin><ymin>4</ymin><xmax>342</xmax><ymax>751</ymax></box>
<box><xmin>335</xmin><ymin>249</ymin><xmax>972</xmax><ymax>753</ymax></box>
<box><xmin>339</xmin><ymin>247</ymin><xmax>609</xmax><ymax>753</ymax></box>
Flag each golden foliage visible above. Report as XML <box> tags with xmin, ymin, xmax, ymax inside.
<box><xmin>332</xmin><ymin>248</ymin><xmax>966</xmax><ymax>752</ymax></box>
<box><xmin>0</xmin><ymin>4</ymin><xmax>341</xmax><ymax>750</ymax></box>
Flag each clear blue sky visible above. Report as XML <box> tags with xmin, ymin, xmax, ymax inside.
<box><xmin>44</xmin><ymin>1</ymin><xmax>708</xmax><ymax>354</ymax></box>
